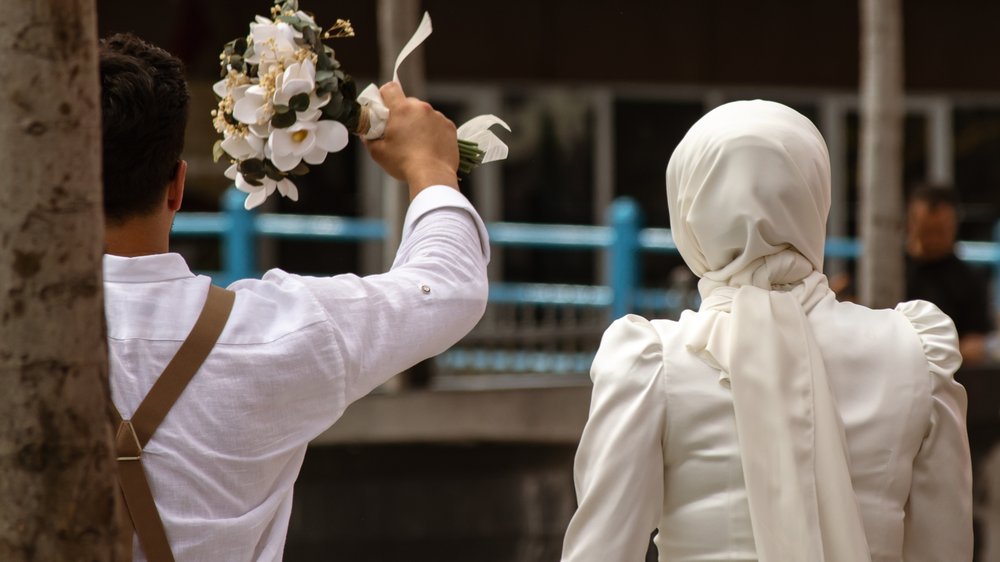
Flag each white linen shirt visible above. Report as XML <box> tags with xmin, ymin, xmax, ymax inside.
<box><xmin>105</xmin><ymin>186</ymin><xmax>490</xmax><ymax>561</ymax></box>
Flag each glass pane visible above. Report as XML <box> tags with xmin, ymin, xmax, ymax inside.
<box><xmin>499</xmin><ymin>93</ymin><xmax>597</xmax><ymax>284</ymax></box>
<box><xmin>954</xmin><ymin>108</ymin><xmax>1000</xmax><ymax>241</ymax></box>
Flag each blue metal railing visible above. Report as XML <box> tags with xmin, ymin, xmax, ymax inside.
<box><xmin>173</xmin><ymin>188</ymin><xmax>1000</xmax><ymax>318</ymax></box>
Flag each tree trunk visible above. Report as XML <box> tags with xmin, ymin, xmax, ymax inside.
<box><xmin>858</xmin><ymin>0</ymin><xmax>905</xmax><ymax>308</ymax></box>
<box><xmin>0</xmin><ymin>1</ymin><xmax>117</xmax><ymax>560</ymax></box>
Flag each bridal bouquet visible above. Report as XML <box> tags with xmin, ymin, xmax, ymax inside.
<box><xmin>212</xmin><ymin>0</ymin><xmax>510</xmax><ymax>209</ymax></box>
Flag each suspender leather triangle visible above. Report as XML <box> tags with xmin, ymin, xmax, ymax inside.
<box><xmin>114</xmin><ymin>285</ymin><xmax>235</xmax><ymax>562</ymax></box>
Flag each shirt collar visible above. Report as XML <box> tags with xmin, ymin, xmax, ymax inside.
<box><xmin>103</xmin><ymin>252</ymin><xmax>196</xmax><ymax>283</ymax></box>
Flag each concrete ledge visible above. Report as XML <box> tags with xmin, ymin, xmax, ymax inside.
<box><xmin>311</xmin><ymin>385</ymin><xmax>593</xmax><ymax>445</ymax></box>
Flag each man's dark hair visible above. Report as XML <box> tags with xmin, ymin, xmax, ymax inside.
<box><xmin>100</xmin><ymin>33</ymin><xmax>189</xmax><ymax>224</ymax></box>
<box><xmin>908</xmin><ymin>183</ymin><xmax>960</xmax><ymax>210</ymax></box>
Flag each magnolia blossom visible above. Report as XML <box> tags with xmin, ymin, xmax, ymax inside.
<box><xmin>232</xmin><ymin>59</ymin><xmax>328</xmax><ymax>128</ymax></box>
<box><xmin>220</xmin><ymin>133</ymin><xmax>264</xmax><ymax>161</ymax></box>
<box><xmin>266</xmin><ymin>119</ymin><xmax>348</xmax><ymax>172</ymax></box>
<box><xmin>273</xmin><ymin>59</ymin><xmax>315</xmax><ymax>105</ymax></box>
<box><xmin>212</xmin><ymin>77</ymin><xmax>250</xmax><ymax>100</ymax></box>
<box><xmin>225</xmin><ymin>163</ymin><xmax>298</xmax><ymax>210</ymax></box>
<box><xmin>233</xmin><ymin>84</ymin><xmax>272</xmax><ymax>126</ymax></box>
<box><xmin>245</xmin><ymin>17</ymin><xmax>300</xmax><ymax>72</ymax></box>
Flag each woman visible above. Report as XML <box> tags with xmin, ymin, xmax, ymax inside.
<box><xmin>561</xmin><ymin>101</ymin><xmax>972</xmax><ymax>562</ymax></box>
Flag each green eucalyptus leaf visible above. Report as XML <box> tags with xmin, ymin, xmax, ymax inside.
<box><xmin>288</xmin><ymin>162</ymin><xmax>310</xmax><ymax>176</ymax></box>
<box><xmin>212</xmin><ymin>140</ymin><xmax>226</xmax><ymax>163</ymax></box>
<box><xmin>316</xmin><ymin>49</ymin><xmax>333</xmax><ymax>71</ymax></box>
<box><xmin>303</xmin><ymin>27</ymin><xmax>319</xmax><ymax>50</ymax></box>
<box><xmin>238</xmin><ymin>158</ymin><xmax>265</xmax><ymax>176</ymax></box>
<box><xmin>317</xmin><ymin>79</ymin><xmax>339</xmax><ymax>96</ymax></box>
<box><xmin>271</xmin><ymin>110</ymin><xmax>297</xmax><ymax>129</ymax></box>
<box><xmin>288</xmin><ymin>93</ymin><xmax>310</xmax><ymax>112</ymax></box>
<box><xmin>278</xmin><ymin>14</ymin><xmax>302</xmax><ymax>27</ymax></box>
<box><xmin>322</xmin><ymin>93</ymin><xmax>344</xmax><ymax>119</ymax></box>
<box><xmin>341</xmin><ymin>77</ymin><xmax>357</xmax><ymax>100</ymax></box>
<box><xmin>263</xmin><ymin>160</ymin><xmax>285</xmax><ymax>181</ymax></box>
<box><xmin>341</xmin><ymin>102</ymin><xmax>360</xmax><ymax>132</ymax></box>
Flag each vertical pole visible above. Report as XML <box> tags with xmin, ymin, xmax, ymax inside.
<box><xmin>223</xmin><ymin>188</ymin><xmax>255</xmax><ymax>285</ymax></box>
<box><xmin>994</xmin><ymin>221</ymin><xmax>1000</xmax><ymax>318</ymax></box>
<box><xmin>377</xmin><ymin>0</ymin><xmax>425</xmax><ymax>270</ymax></box>
<box><xmin>609</xmin><ymin>197</ymin><xmax>641</xmax><ymax>320</ymax></box>
<box><xmin>820</xmin><ymin>96</ymin><xmax>848</xmax><ymax>277</ymax></box>
<box><xmin>858</xmin><ymin>0</ymin><xmax>905</xmax><ymax>308</ymax></box>
<box><xmin>376</xmin><ymin>0</ymin><xmax>427</xmax><ymax>389</ymax></box>
<box><xmin>927</xmin><ymin>99</ymin><xmax>954</xmax><ymax>185</ymax></box>
<box><xmin>593</xmin><ymin>88</ymin><xmax>615</xmax><ymax>286</ymax></box>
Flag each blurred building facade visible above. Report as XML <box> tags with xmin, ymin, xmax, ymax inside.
<box><xmin>98</xmin><ymin>0</ymin><xmax>1000</xmax><ymax>282</ymax></box>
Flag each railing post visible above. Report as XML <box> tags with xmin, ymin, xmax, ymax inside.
<box><xmin>608</xmin><ymin>197</ymin><xmax>642</xmax><ymax>320</ymax></box>
<box><xmin>222</xmin><ymin>188</ymin><xmax>255</xmax><ymax>285</ymax></box>
<box><xmin>994</xmin><ymin>220</ymin><xmax>1000</xmax><ymax>317</ymax></box>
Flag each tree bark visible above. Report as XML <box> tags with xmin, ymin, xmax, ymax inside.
<box><xmin>858</xmin><ymin>0</ymin><xmax>905</xmax><ymax>308</ymax></box>
<box><xmin>0</xmin><ymin>1</ymin><xmax>117</xmax><ymax>560</ymax></box>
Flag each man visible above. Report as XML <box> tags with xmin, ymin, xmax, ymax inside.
<box><xmin>101</xmin><ymin>33</ymin><xmax>489</xmax><ymax>560</ymax></box>
<box><xmin>906</xmin><ymin>184</ymin><xmax>994</xmax><ymax>364</ymax></box>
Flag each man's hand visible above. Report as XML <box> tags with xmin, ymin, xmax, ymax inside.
<box><xmin>365</xmin><ymin>82</ymin><xmax>459</xmax><ymax>198</ymax></box>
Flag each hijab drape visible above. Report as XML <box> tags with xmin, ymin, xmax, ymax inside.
<box><xmin>666</xmin><ymin>100</ymin><xmax>871</xmax><ymax>562</ymax></box>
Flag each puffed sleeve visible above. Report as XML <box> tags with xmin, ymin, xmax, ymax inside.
<box><xmin>895</xmin><ymin>300</ymin><xmax>973</xmax><ymax>562</ymax></box>
<box><xmin>561</xmin><ymin>315</ymin><xmax>667</xmax><ymax>562</ymax></box>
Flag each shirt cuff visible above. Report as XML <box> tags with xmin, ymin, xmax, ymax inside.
<box><xmin>402</xmin><ymin>185</ymin><xmax>491</xmax><ymax>262</ymax></box>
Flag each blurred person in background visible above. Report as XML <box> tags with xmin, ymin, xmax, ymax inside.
<box><xmin>906</xmin><ymin>184</ymin><xmax>995</xmax><ymax>365</ymax></box>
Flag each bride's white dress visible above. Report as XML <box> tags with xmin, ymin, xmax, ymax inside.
<box><xmin>561</xmin><ymin>296</ymin><xmax>971</xmax><ymax>562</ymax></box>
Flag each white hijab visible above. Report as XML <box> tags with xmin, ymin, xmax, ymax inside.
<box><xmin>666</xmin><ymin>100</ymin><xmax>871</xmax><ymax>562</ymax></box>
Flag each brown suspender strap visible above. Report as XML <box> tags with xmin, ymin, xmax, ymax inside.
<box><xmin>114</xmin><ymin>285</ymin><xmax>235</xmax><ymax>562</ymax></box>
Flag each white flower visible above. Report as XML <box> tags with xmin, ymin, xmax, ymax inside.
<box><xmin>233</xmin><ymin>84</ymin><xmax>271</xmax><ymax>126</ymax></box>
<box><xmin>220</xmin><ymin>133</ymin><xmax>264</xmax><ymax>161</ymax></box>
<box><xmin>232</xmin><ymin>61</ymin><xmax>329</xmax><ymax>129</ymax></box>
<box><xmin>273</xmin><ymin>60</ymin><xmax>331</xmax><ymax>122</ymax></box>
<box><xmin>226</xmin><ymin>163</ymin><xmax>298</xmax><ymax>210</ymax></box>
<box><xmin>212</xmin><ymin>78</ymin><xmax>230</xmax><ymax>99</ymax></box>
<box><xmin>245</xmin><ymin>19</ymin><xmax>300</xmax><ymax>72</ymax></box>
<box><xmin>294</xmin><ymin>92</ymin><xmax>331</xmax><ymax>123</ymax></box>
<box><xmin>266</xmin><ymin>119</ymin><xmax>349</xmax><ymax>172</ymax></box>
<box><xmin>274</xmin><ymin>59</ymin><xmax>316</xmax><ymax>106</ymax></box>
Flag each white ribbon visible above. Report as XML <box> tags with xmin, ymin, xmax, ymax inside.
<box><xmin>456</xmin><ymin>115</ymin><xmax>511</xmax><ymax>163</ymax></box>
<box><xmin>357</xmin><ymin>11</ymin><xmax>510</xmax><ymax>164</ymax></box>
<box><xmin>392</xmin><ymin>11</ymin><xmax>433</xmax><ymax>84</ymax></box>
